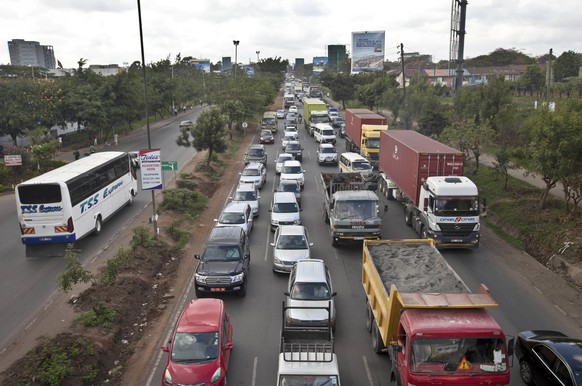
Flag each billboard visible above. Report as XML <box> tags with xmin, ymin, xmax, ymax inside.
<box><xmin>351</xmin><ymin>31</ymin><xmax>385</xmax><ymax>73</ymax></box>
<box><xmin>242</xmin><ymin>65</ymin><xmax>255</xmax><ymax>76</ymax></box>
<box><xmin>312</xmin><ymin>56</ymin><xmax>328</xmax><ymax>73</ymax></box>
<box><xmin>190</xmin><ymin>59</ymin><xmax>210</xmax><ymax>73</ymax></box>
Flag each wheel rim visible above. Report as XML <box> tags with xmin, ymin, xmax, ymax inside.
<box><xmin>520</xmin><ymin>361</ymin><xmax>532</xmax><ymax>383</ymax></box>
<box><xmin>95</xmin><ymin>218</ymin><xmax>102</xmax><ymax>233</ymax></box>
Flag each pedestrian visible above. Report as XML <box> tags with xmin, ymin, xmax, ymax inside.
<box><xmin>113</xmin><ymin>133</ymin><xmax>119</xmax><ymax>146</ymax></box>
<box><xmin>73</xmin><ymin>149</ymin><xmax>80</xmax><ymax>160</ymax></box>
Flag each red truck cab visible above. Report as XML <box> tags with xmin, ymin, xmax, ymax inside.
<box><xmin>390</xmin><ymin>308</ymin><xmax>512</xmax><ymax>385</ymax></box>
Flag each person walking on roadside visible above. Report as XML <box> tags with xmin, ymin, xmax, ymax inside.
<box><xmin>114</xmin><ymin>133</ymin><xmax>119</xmax><ymax>146</ymax></box>
<box><xmin>73</xmin><ymin>149</ymin><xmax>80</xmax><ymax>160</ymax></box>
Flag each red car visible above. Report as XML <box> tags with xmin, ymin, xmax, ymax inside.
<box><xmin>259</xmin><ymin>129</ymin><xmax>275</xmax><ymax>144</ymax></box>
<box><xmin>161</xmin><ymin>298</ymin><xmax>233</xmax><ymax>386</ymax></box>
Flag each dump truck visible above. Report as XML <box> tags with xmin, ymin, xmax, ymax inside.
<box><xmin>303</xmin><ymin>98</ymin><xmax>329</xmax><ymax>136</ymax></box>
<box><xmin>378</xmin><ymin>130</ymin><xmax>482</xmax><ymax>248</ymax></box>
<box><xmin>344</xmin><ymin>109</ymin><xmax>387</xmax><ymax>166</ymax></box>
<box><xmin>320</xmin><ymin>172</ymin><xmax>383</xmax><ymax>246</ymax></box>
<box><xmin>362</xmin><ymin>239</ymin><xmax>513</xmax><ymax>385</ymax></box>
<box><xmin>276</xmin><ymin>302</ymin><xmax>341</xmax><ymax>385</ymax></box>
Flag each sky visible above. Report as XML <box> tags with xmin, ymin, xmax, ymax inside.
<box><xmin>2</xmin><ymin>0</ymin><xmax>581</xmax><ymax>68</ymax></box>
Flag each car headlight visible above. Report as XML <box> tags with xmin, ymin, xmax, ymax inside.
<box><xmin>195</xmin><ymin>273</ymin><xmax>207</xmax><ymax>284</ymax></box>
<box><xmin>294</xmin><ymin>219</ymin><xmax>302</xmax><ymax>225</ymax></box>
<box><xmin>210</xmin><ymin>367</ymin><xmax>223</xmax><ymax>383</ymax></box>
<box><xmin>232</xmin><ymin>272</ymin><xmax>244</xmax><ymax>283</ymax></box>
<box><xmin>163</xmin><ymin>368</ymin><xmax>173</xmax><ymax>384</ymax></box>
<box><xmin>272</xmin><ymin>219</ymin><xmax>279</xmax><ymax>225</ymax></box>
<box><xmin>274</xmin><ymin>256</ymin><xmax>282</xmax><ymax>264</ymax></box>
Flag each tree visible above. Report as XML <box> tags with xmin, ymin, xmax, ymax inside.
<box><xmin>439</xmin><ymin>120</ymin><xmax>496</xmax><ymax>174</ymax></box>
<box><xmin>176</xmin><ymin>107</ymin><xmax>227</xmax><ymax>166</ymax></box>
<box><xmin>553</xmin><ymin>50</ymin><xmax>581</xmax><ymax>83</ymax></box>
<box><xmin>320</xmin><ymin>72</ymin><xmax>356</xmax><ymax>110</ymax></box>
<box><xmin>492</xmin><ymin>146</ymin><xmax>517</xmax><ymax>190</ymax></box>
<box><xmin>399</xmin><ymin>77</ymin><xmax>442</xmax><ymax>130</ymax></box>
<box><xmin>221</xmin><ymin>99</ymin><xmax>245</xmax><ymax>139</ymax></box>
<box><xmin>520</xmin><ymin>64</ymin><xmax>545</xmax><ymax>96</ymax></box>
<box><xmin>418</xmin><ymin>109</ymin><xmax>449</xmax><ymax>138</ymax></box>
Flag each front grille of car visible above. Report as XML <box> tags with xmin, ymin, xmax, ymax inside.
<box><xmin>438</xmin><ymin>222</ymin><xmax>476</xmax><ymax>237</ymax></box>
<box><xmin>205</xmin><ymin>276</ymin><xmax>232</xmax><ymax>285</ymax></box>
<box><xmin>278</xmin><ymin>221</ymin><xmax>295</xmax><ymax>226</ymax></box>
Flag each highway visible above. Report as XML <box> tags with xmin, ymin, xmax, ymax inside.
<box><xmin>1</xmin><ymin>102</ymin><xmax>580</xmax><ymax>385</ymax></box>
<box><xmin>0</xmin><ymin>110</ymin><xmax>201</xmax><ymax>351</ymax></box>
<box><xmin>145</xmin><ymin>103</ymin><xmax>580</xmax><ymax>385</ymax></box>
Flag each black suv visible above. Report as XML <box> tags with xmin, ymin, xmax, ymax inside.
<box><xmin>284</xmin><ymin>141</ymin><xmax>303</xmax><ymax>161</ymax></box>
<box><xmin>194</xmin><ymin>226</ymin><xmax>250</xmax><ymax>297</ymax></box>
<box><xmin>245</xmin><ymin>144</ymin><xmax>267</xmax><ymax>164</ymax></box>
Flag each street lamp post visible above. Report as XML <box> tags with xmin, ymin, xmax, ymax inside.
<box><xmin>233</xmin><ymin>40</ymin><xmax>240</xmax><ymax>78</ymax></box>
<box><xmin>256</xmin><ymin>51</ymin><xmax>260</xmax><ymax>63</ymax></box>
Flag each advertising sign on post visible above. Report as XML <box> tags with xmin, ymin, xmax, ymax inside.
<box><xmin>139</xmin><ymin>149</ymin><xmax>163</xmax><ymax>190</ymax></box>
<box><xmin>351</xmin><ymin>31</ymin><xmax>385</xmax><ymax>74</ymax></box>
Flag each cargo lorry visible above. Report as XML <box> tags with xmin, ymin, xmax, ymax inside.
<box><xmin>276</xmin><ymin>302</ymin><xmax>341</xmax><ymax>385</ymax></box>
<box><xmin>362</xmin><ymin>239</ymin><xmax>513</xmax><ymax>385</ymax></box>
<box><xmin>344</xmin><ymin>109</ymin><xmax>387</xmax><ymax>166</ymax></box>
<box><xmin>320</xmin><ymin>172</ymin><xmax>383</xmax><ymax>246</ymax></box>
<box><xmin>378</xmin><ymin>130</ymin><xmax>482</xmax><ymax>248</ymax></box>
<box><xmin>303</xmin><ymin>98</ymin><xmax>329</xmax><ymax>136</ymax></box>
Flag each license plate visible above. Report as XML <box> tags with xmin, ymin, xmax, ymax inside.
<box><xmin>451</xmin><ymin>239</ymin><xmax>462</xmax><ymax>242</ymax></box>
<box><xmin>210</xmin><ymin>288</ymin><xmax>226</xmax><ymax>292</ymax></box>
<box><xmin>354</xmin><ymin>237</ymin><xmax>365</xmax><ymax>240</ymax></box>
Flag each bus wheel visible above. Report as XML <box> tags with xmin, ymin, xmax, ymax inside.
<box><xmin>127</xmin><ymin>194</ymin><xmax>134</xmax><ymax>206</ymax></box>
<box><xmin>93</xmin><ymin>216</ymin><xmax>103</xmax><ymax>236</ymax></box>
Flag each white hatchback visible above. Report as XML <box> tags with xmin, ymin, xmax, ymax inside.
<box><xmin>214</xmin><ymin>202</ymin><xmax>253</xmax><ymax>235</ymax></box>
<box><xmin>275</xmin><ymin>153</ymin><xmax>294</xmax><ymax>175</ymax></box>
<box><xmin>271</xmin><ymin>225</ymin><xmax>312</xmax><ymax>273</ymax></box>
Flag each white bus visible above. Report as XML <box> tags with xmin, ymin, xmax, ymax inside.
<box><xmin>15</xmin><ymin>151</ymin><xmax>138</xmax><ymax>256</ymax></box>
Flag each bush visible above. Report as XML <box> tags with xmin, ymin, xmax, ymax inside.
<box><xmin>160</xmin><ymin>188</ymin><xmax>208</xmax><ymax>219</ymax></box>
<box><xmin>101</xmin><ymin>248</ymin><xmax>129</xmax><ymax>286</ymax></box>
<box><xmin>75</xmin><ymin>304</ymin><xmax>117</xmax><ymax>329</ymax></box>
<box><xmin>56</xmin><ymin>245</ymin><xmax>95</xmax><ymax>293</ymax></box>
<box><xmin>176</xmin><ymin>178</ymin><xmax>198</xmax><ymax>191</ymax></box>
<box><xmin>130</xmin><ymin>226</ymin><xmax>155</xmax><ymax>249</ymax></box>
<box><xmin>166</xmin><ymin>219</ymin><xmax>190</xmax><ymax>249</ymax></box>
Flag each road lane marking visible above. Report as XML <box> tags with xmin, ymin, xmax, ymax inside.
<box><xmin>252</xmin><ymin>356</ymin><xmax>258</xmax><ymax>386</ymax></box>
<box><xmin>362</xmin><ymin>355</ymin><xmax>374</xmax><ymax>386</ymax></box>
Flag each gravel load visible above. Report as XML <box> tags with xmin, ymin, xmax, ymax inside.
<box><xmin>368</xmin><ymin>243</ymin><xmax>467</xmax><ymax>293</ymax></box>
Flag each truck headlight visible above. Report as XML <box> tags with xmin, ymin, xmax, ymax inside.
<box><xmin>473</xmin><ymin>223</ymin><xmax>480</xmax><ymax>231</ymax></box>
<box><xmin>195</xmin><ymin>273</ymin><xmax>207</xmax><ymax>284</ymax></box>
<box><xmin>210</xmin><ymin>367</ymin><xmax>223</xmax><ymax>383</ymax></box>
<box><xmin>232</xmin><ymin>272</ymin><xmax>244</xmax><ymax>283</ymax></box>
<box><xmin>163</xmin><ymin>368</ymin><xmax>173</xmax><ymax>384</ymax></box>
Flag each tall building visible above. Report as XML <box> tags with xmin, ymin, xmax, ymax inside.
<box><xmin>327</xmin><ymin>45</ymin><xmax>347</xmax><ymax>73</ymax></box>
<box><xmin>8</xmin><ymin>39</ymin><xmax>56</xmax><ymax>69</ymax></box>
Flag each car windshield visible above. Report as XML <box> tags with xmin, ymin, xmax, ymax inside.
<box><xmin>248</xmin><ymin>149</ymin><xmax>264</xmax><ymax>157</ymax></box>
<box><xmin>278</xmin><ymin>155</ymin><xmax>292</xmax><ymax>163</ymax></box>
<box><xmin>242</xmin><ymin>168</ymin><xmax>260</xmax><ymax>176</ymax></box>
<box><xmin>290</xmin><ymin>282</ymin><xmax>330</xmax><ymax>300</ymax></box>
<box><xmin>410</xmin><ymin>337</ymin><xmax>507</xmax><ymax>374</ymax></box>
<box><xmin>277</xmin><ymin>235</ymin><xmax>308</xmax><ymax>249</ymax></box>
<box><xmin>273</xmin><ymin>202</ymin><xmax>299</xmax><ymax>213</ymax></box>
<box><xmin>286</xmin><ymin>144</ymin><xmax>300</xmax><ymax>151</ymax></box>
<box><xmin>283</xmin><ymin>135</ymin><xmax>295</xmax><ymax>141</ymax></box>
<box><xmin>335</xmin><ymin>200</ymin><xmax>376</xmax><ymax>219</ymax></box>
<box><xmin>285</xmin><ymin>127</ymin><xmax>297</xmax><ymax>132</ymax></box>
<box><xmin>219</xmin><ymin>212</ymin><xmax>245</xmax><ymax>224</ymax></box>
<box><xmin>434</xmin><ymin>197</ymin><xmax>480</xmax><ymax>216</ymax></box>
<box><xmin>320</xmin><ymin>147</ymin><xmax>336</xmax><ymax>154</ymax></box>
<box><xmin>171</xmin><ymin>332</ymin><xmax>219</xmax><ymax>363</ymax></box>
<box><xmin>234</xmin><ymin>191</ymin><xmax>256</xmax><ymax>201</ymax></box>
<box><xmin>278</xmin><ymin>375</ymin><xmax>338</xmax><ymax>386</ymax></box>
<box><xmin>283</xmin><ymin>166</ymin><xmax>302</xmax><ymax>174</ymax></box>
<box><xmin>202</xmin><ymin>245</ymin><xmax>241</xmax><ymax>261</ymax></box>
<box><xmin>322</xmin><ymin>129</ymin><xmax>335</xmax><ymax>136</ymax></box>
<box><xmin>261</xmin><ymin>131</ymin><xmax>271</xmax><ymax>137</ymax></box>
<box><xmin>352</xmin><ymin>160</ymin><xmax>372</xmax><ymax>171</ymax></box>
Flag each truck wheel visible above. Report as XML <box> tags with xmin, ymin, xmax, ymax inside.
<box><xmin>404</xmin><ymin>209</ymin><xmax>412</xmax><ymax>226</ymax></box>
<box><xmin>420</xmin><ymin>226</ymin><xmax>428</xmax><ymax>239</ymax></box>
<box><xmin>332</xmin><ymin>237</ymin><xmax>338</xmax><ymax>247</ymax></box>
<box><xmin>371</xmin><ymin>319</ymin><xmax>386</xmax><ymax>354</ymax></box>
<box><xmin>323</xmin><ymin>206</ymin><xmax>329</xmax><ymax>224</ymax></box>
<box><xmin>365</xmin><ymin>302</ymin><xmax>373</xmax><ymax>332</ymax></box>
<box><xmin>387</xmin><ymin>188</ymin><xmax>394</xmax><ymax>201</ymax></box>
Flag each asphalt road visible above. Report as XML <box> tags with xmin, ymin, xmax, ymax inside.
<box><xmin>146</xmin><ymin>104</ymin><xmax>581</xmax><ymax>386</ymax></box>
<box><xmin>0</xmin><ymin>110</ymin><xmax>201</xmax><ymax>351</ymax></box>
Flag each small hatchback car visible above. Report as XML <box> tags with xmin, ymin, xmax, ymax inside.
<box><xmin>161</xmin><ymin>298</ymin><xmax>233</xmax><ymax>386</ymax></box>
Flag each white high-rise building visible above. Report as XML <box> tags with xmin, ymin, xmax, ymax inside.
<box><xmin>8</xmin><ymin>39</ymin><xmax>56</xmax><ymax>69</ymax></box>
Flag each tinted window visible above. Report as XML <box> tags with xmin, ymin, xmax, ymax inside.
<box><xmin>234</xmin><ymin>191</ymin><xmax>256</xmax><ymax>201</ymax></box>
<box><xmin>203</xmin><ymin>245</ymin><xmax>242</xmax><ymax>261</ymax></box>
<box><xmin>273</xmin><ymin>202</ymin><xmax>299</xmax><ymax>213</ymax></box>
<box><xmin>290</xmin><ymin>282</ymin><xmax>330</xmax><ymax>300</ymax></box>
<box><xmin>171</xmin><ymin>332</ymin><xmax>219</xmax><ymax>362</ymax></box>
<box><xmin>277</xmin><ymin>235</ymin><xmax>308</xmax><ymax>249</ymax></box>
<box><xmin>282</xmin><ymin>166</ymin><xmax>301</xmax><ymax>173</ymax></box>
<box><xmin>19</xmin><ymin>184</ymin><xmax>62</xmax><ymax>204</ymax></box>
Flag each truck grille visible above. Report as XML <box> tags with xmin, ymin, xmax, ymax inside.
<box><xmin>369</xmin><ymin>153</ymin><xmax>379</xmax><ymax>160</ymax></box>
<box><xmin>205</xmin><ymin>276</ymin><xmax>232</xmax><ymax>285</ymax></box>
<box><xmin>438</xmin><ymin>222</ymin><xmax>476</xmax><ymax>237</ymax></box>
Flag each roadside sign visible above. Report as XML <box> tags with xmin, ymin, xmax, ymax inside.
<box><xmin>3</xmin><ymin>154</ymin><xmax>22</xmax><ymax>166</ymax></box>
<box><xmin>139</xmin><ymin>149</ymin><xmax>163</xmax><ymax>190</ymax></box>
<box><xmin>242</xmin><ymin>122</ymin><xmax>248</xmax><ymax>129</ymax></box>
<box><xmin>162</xmin><ymin>161</ymin><xmax>178</xmax><ymax>171</ymax></box>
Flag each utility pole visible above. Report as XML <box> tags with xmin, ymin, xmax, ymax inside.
<box><xmin>233</xmin><ymin>40</ymin><xmax>240</xmax><ymax>79</ymax></box>
<box><xmin>256</xmin><ymin>50</ymin><xmax>260</xmax><ymax>63</ymax></box>
<box><xmin>399</xmin><ymin>43</ymin><xmax>406</xmax><ymax>99</ymax></box>
<box><xmin>454</xmin><ymin>0</ymin><xmax>468</xmax><ymax>91</ymax></box>
<box><xmin>546</xmin><ymin>48</ymin><xmax>553</xmax><ymax>104</ymax></box>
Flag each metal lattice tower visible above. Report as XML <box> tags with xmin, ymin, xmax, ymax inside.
<box><xmin>449</xmin><ymin>0</ymin><xmax>468</xmax><ymax>91</ymax></box>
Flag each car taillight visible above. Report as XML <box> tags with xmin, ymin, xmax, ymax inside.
<box><xmin>67</xmin><ymin>217</ymin><xmax>74</xmax><ymax>233</ymax></box>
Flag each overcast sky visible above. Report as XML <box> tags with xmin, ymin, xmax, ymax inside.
<box><xmin>2</xmin><ymin>0</ymin><xmax>581</xmax><ymax>68</ymax></box>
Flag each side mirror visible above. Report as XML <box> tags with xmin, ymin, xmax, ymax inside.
<box><xmin>270</xmin><ymin>243</ymin><xmax>275</xmax><ymax>247</ymax></box>
<box><xmin>225</xmin><ymin>342</ymin><xmax>233</xmax><ymax>351</ymax></box>
<box><xmin>507</xmin><ymin>337</ymin><xmax>515</xmax><ymax>357</ymax></box>
<box><xmin>284</xmin><ymin>291</ymin><xmax>290</xmax><ymax>296</ymax></box>
<box><xmin>213</xmin><ymin>219</ymin><xmax>218</xmax><ymax>222</ymax></box>
<box><xmin>394</xmin><ymin>345</ymin><xmax>403</xmax><ymax>353</ymax></box>
<box><xmin>258</xmin><ymin>195</ymin><xmax>261</xmax><ymax>199</ymax></box>
<box><xmin>423</xmin><ymin>197</ymin><xmax>429</xmax><ymax>212</ymax></box>
<box><xmin>309</xmin><ymin>243</ymin><xmax>314</xmax><ymax>247</ymax></box>
<box><xmin>161</xmin><ymin>345</ymin><xmax>169</xmax><ymax>353</ymax></box>
<box><xmin>194</xmin><ymin>254</ymin><xmax>201</xmax><ymax>260</ymax></box>
<box><xmin>331</xmin><ymin>292</ymin><xmax>337</xmax><ymax>297</ymax></box>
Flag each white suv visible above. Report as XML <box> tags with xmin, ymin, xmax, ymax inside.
<box><xmin>280</xmin><ymin>160</ymin><xmax>305</xmax><ymax>189</ymax></box>
<box><xmin>269</xmin><ymin>192</ymin><xmax>301</xmax><ymax>232</ymax></box>
<box><xmin>230</xmin><ymin>183</ymin><xmax>260</xmax><ymax>217</ymax></box>
<box><xmin>317</xmin><ymin>143</ymin><xmax>338</xmax><ymax>166</ymax></box>
<box><xmin>214</xmin><ymin>202</ymin><xmax>253</xmax><ymax>235</ymax></box>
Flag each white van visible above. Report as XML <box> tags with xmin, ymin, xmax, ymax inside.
<box><xmin>314</xmin><ymin>123</ymin><xmax>337</xmax><ymax>144</ymax></box>
<box><xmin>269</xmin><ymin>192</ymin><xmax>301</xmax><ymax>232</ymax></box>
<box><xmin>339</xmin><ymin>152</ymin><xmax>373</xmax><ymax>176</ymax></box>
